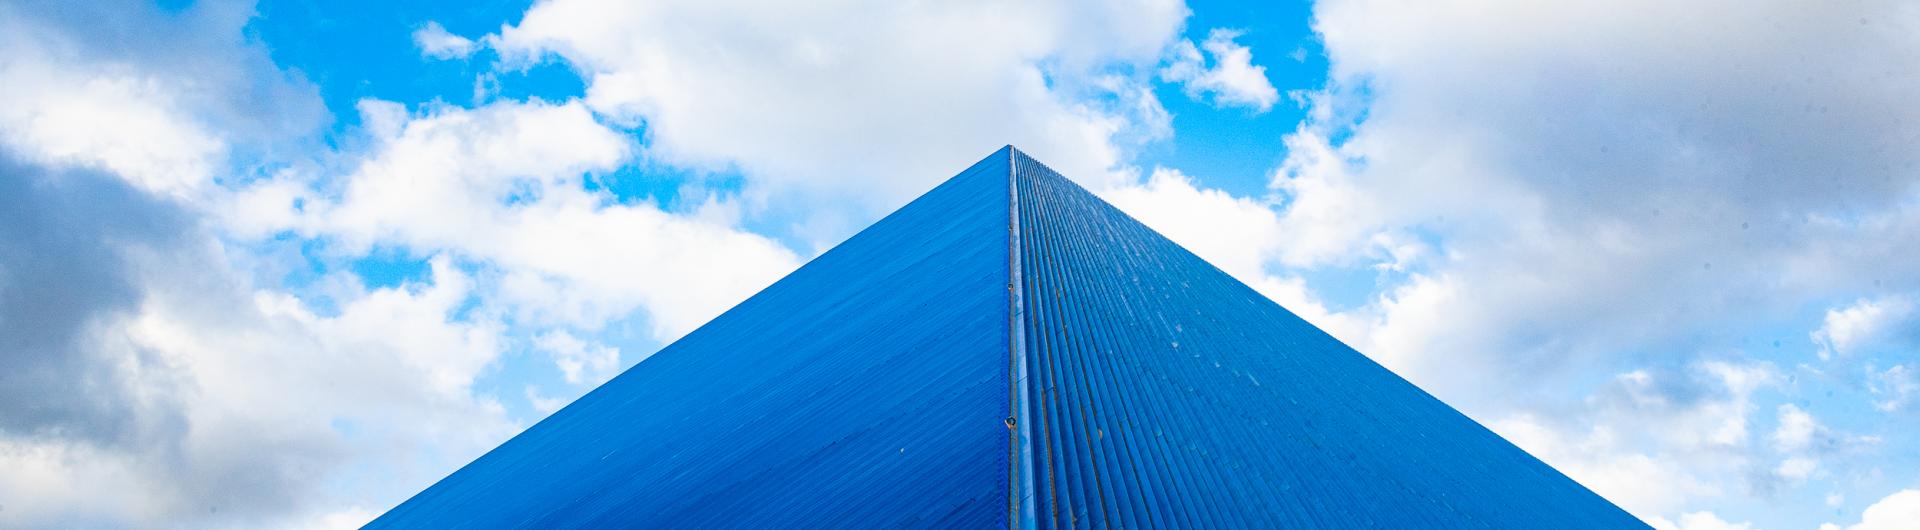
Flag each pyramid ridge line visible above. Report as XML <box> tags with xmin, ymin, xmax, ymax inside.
<box><xmin>1006</xmin><ymin>144</ymin><xmax>1038</xmax><ymax>528</ymax></box>
<box><xmin>370</xmin><ymin>146</ymin><xmax>1646</xmax><ymax>529</ymax></box>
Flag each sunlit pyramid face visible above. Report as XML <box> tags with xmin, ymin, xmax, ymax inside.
<box><xmin>371</xmin><ymin>147</ymin><xmax>1644</xmax><ymax>529</ymax></box>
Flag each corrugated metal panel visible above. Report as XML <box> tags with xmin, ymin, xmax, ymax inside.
<box><xmin>368</xmin><ymin>149</ymin><xmax>1015</xmax><ymax>528</ymax></box>
<box><xmin>1010</xmin><ymin>148</ymin><xmax>1646</xmax><ymax>528</ymax></box>
<box><xmin>372</xmin><ymin>146</ymin><xmax>1644</xmax><ymax>528</ymax></box>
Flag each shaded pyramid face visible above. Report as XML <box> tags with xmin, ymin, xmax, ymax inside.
<box><xmin>371</xmin><ymin>147</ymin><xmax>1647</xmax><ymax>529</ymax></box>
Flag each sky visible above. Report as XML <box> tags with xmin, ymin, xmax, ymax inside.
<box><xmin>0</xmin><ymin>0</ymin><xmax>1916</xmax><ymax>528</ymax></box>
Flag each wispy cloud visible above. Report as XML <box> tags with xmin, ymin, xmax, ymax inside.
<box><xmin>1160</xmin><ymin>28</ymin><xmax>1280</xmax><ymax>112</ymax></box>
<box><xmin>413</xmin><ymin>21</ymin><xmax>476</xmax><ymax>60</ymax></box>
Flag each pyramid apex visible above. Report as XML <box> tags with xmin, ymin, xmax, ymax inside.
<box><xmin>372</xmin><ymin>145</ymin><xmax>1644</xmax><ymax>529</ymax></box>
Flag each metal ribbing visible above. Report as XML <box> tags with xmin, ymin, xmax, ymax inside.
<box><xmin>1007</xmin><ymin>148</ymin><xmax>1646</xmax><ymax>529</ymax></box>
<box><xmin>1009</xmin><ymin>146</ymin><xmax>1039</xmax><ymax>530</ymax></box>
<box><xmin>370</xmin><ymin>146</ymin><xmax>1644</xmax><ymax>529</ymax></box>
<box><xmin>371</xmin><ymin>149</ymin><xmax>1015</xmax><ymax>529</ymax></box>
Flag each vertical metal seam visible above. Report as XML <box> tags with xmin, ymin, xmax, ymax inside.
<box><xmin>1009</xmin><ymin>146</ymin><xmax>1038</xmax><ymax>530</ymax></box>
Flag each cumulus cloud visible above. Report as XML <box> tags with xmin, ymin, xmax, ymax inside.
<box><xmin>1814</xmin><ymin>296</ymin><xmax>1916</xmax><ymax>361</ymax></box>
<box><xmin>486</xmin><ymin>0</ymin><xmax>1189</xmax><ymax>232</ymax></box>
<box><xmin>238</xmin><ymin>99</ymin><xmax>803</xmax><ymax>340</ymax></box>
<box><xmin>537</xmin><ymin>330</ymin><xmax>622</xmax><ymax>386</ymax></box>
<box><xmin>1649</xmin><ymin>511</ymin><xmax>1753</xmax><ymax>530</ymax></box>
<box><xmin>1869</xmin><ymin>364</ymin><xmax>1918</xmax><ymax>412</ymax></box>
<box><xmin>1487</xmin><ymin>361</ymin><xmax>1778</xmax><ymax>520</ymax></box>
<box><xmin>0</xmin><ymin>3</ymin><xmax>519</xmax><ymax>527</ymax></box>
<box><xmin>1161</xmin><ymin>1</ymin><xmax>1920</xmax><ymax>435</ymax></box>
<box><xmin>1495</xmin><ymin>412</ymin><xmax>1716</xmax><ymax>521</ymax></box>
<box><xmin>0</xmin><ymin>157</ymin><xmax>515</xmax><ymax>528</ymax></box>
<box><xmin>1770</xmin><ymin>404</ymin><xmax>1824</xmax><ymax>453</ymax></box>
<box><xmin>412</xmin><ymin>21</ymin><xmax>476</xmax><ymax>60</ymax></box>
<box><xmin>1099</xmin><ymin>166</ymin><xmax>1379</xmax><ymax>347</ymax></box>
<box><xmin>0</xmin><ymin>1</ymin><xmax>321</xmax><ymax>198</ymax></box>
<box><xmin>1238</xmin><ymin>2</ymin><xmax>1920</xmax><ymax>520</ymax></box>
<box><xmin>1160</xmin><ymin>28</ymin><xmax>1280</xmax><ymax>112</ymax></box>
<box><xmin>1485</xmin><ymin>356</ymin><xmax>1893</xmax><ymax>525</ymax></box>
<box><xmin>1</xmin><ymin>3</ymin><xmax>253</xmax><ymax>196</ymax></box>
<box><xmin>523</xmin><ymin>386</ymin><xmax>569</xmax><ymax>416</ymax></box>
<box><xmin>1823</xmin><ymin>489</ymin><xmax>1920</xmax><ymax>530</ymax></box>
<box><xmin>0</xmin><ymin>158</ymin><xmax>189</xmax><ymax>444</ymax></box>
<box><xmin>1774</xmin><ymin>456</ymin><xmax>1818</xmax><ymax>481</ymax></box>
<box><xmin>1102</xmin><ymin>167</ymin><xmax>1284</xmax><ymax>280</ymax></box>
<box><xmin>0</xmin><ymin>50</ymin><xmax>223</xmax><ymax>196</ymax></box>
<box><xmin>9</xmin><ymin>0</ymin><xmax>1914</xmax><ymax>527</ymax></box>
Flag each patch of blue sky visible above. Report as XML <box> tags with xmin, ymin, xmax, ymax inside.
<box><xmin>238</xmin><ymin>232</ymin><xmax>437</xmax><ymax>319</ymax></box>
<box><xmin>154</xmin><ymin>0</ymin><xmax>195</xmax><ymax>13</ymax></box>
<box><xmin>1773</xmin><ymin>294</ymin><xmax>1914</xmax><ymax>422</ymax></box>
<box><xmin>1282</xmin><ymin>223</ymin><xmax>1448</xmax><ymax>312</ymax></box>
<box><xmin>329</xmin><ymin>417</ymin><xmax>361</xmax><ymax>441</ymax></box>
<box><xmin>244</xmin><ymin>0</ymin><xmax>783</xmax><ymax>254</ymax></box>
<box><xmin>474</xmin><ymin>331</ymin><xmax>568</xmax><ymax>422</ymax></box>
<box><xmin>484</xmin><ymin>61</ymin><xmax>590</xmax><ymax>106</ymax></box>
<box><xmin>470</xmin><ymin>311</ymin><xmax>669</xmax><ymax>424</ymax></box>
<box><xmin>583</xmin><ymin>158</ymin><xmax>807</xmax><ymax>255</ymax></box>
<box><xmin>216</xmin><ymin>232</ymin><xmax>382</xmax><ymax>322</ymax></box>
<box><xmin>247</xmin><ymin>0</ymin><xmax>583</xmax><ymax>138</ymax></box>
<box><xmin>1138</xmin><ymin>0</ymin><xmax>1324</xmax><ymax>197</ymax></box>
<box><xmin>588</xmin><ymin>158</ymin><xmax>750</xmax><ymax>211</ymax></box>
<box><xmin>238</xmin><ymin>231</ymin><xmax>336</xmax><ymax>304</ymax></box>
<box><xmin>1719</xmin><ymin>377</ymin><xmax>1911</xmax><ymax>530</ymax></box>
<box><xmin>1287</xmin><ymin>264</ymin><xmax>1380</xmax><ymax>312</ymax></box>
<box><xmin>349</xmin><ymin>247</ymin><xmax>433</xmax><ymax>290</ymax></box>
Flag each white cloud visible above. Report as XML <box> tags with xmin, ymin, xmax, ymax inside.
<box><xmin>1098</xmin><ymin>167</ymin><xmax>1388</xmax><ymax>352</ymax></box>
<box><xmin>0</xmin><ymin>2</ymin><xmax>746</xmax><ymax>524</ymax></box>
<box><xmin>1492</xmin><ymin>413</ymin><xmax>1714</xmax><ymax>521</ymax></box>
<box><xmin>1691</xmin><ymin>362</ymin><xmax>1775</xmax><ymax>447</ymax></box>
<box><xmin>1488</xmin><ymin>361</ymin><xmax>1779</xmax><ymax>520</ymax></box>
<box><xmin>1242</xmin><ymin>274</ymin><xmax>1370</xmax><ymax>347</ymax></box>
<box><xmin>1770</xmin><ymin>404</ymin><xmax>1823</xmax><ymax>453</ymax></box>
<box><xmin>1814</xmin><ymin>296</ymin><xmax>1916</xmax><ymax>360</ymax></box>
<box><xmin>1869</xmin><ymin>364</ymin><xmax>1918</xmax><ymax>412</ymax></box>
<box><xmin>1825</xmin><ymin>489</ymin><xmax>1920</xmax><ymax>530</ymax></box>
<box><xmin>0</xmin><ymin>8</ymin><xmax>219</xmax><ymax>197</ymax></box>
<box><xmin>1649</xmin><ymin>511</ymin><xmax>1754</xmax><ymax>530</ymax></box>
<box><xmin>0</xmin><ymin>172</ymin><xmax>517</xmax><ymax>528</ymax></box>
<box><xmin>0</xmin><ymin>4</ymin><xmax>494</xmax><ymax>527</ymax></box>
<box><xmin>1246</xmin><ymin>4</ymin><xmax>1920</xmax><ymax>522</ymax></box>
<box><xmin>114</xmin><ymin>254</ymin><xmax>517</xmax><ymax>522</ymax></box>
<box><xmin>243</xmin><ymin>99</ymin><xmax>803</xmax><ymax>341</ymax></box>
<box><xmin>0</xmin><ymin>2</ymin><xmax>322</xmax><ymax>199</ymax></box>
<box><xmin>537</xmin><ymin>330</ymin><xmax>622</xmax><ymax>385</ymax></box>
<box><xmin>1101</xmin><ymin>167</ymin><xmax>1283</xmax><ymax>280</ymax></box>
<box><xmin>1160</xmin><ymin>28</ymin><xmax>1280</xmax><ymax>112</ymax></box>
<box><xmin>0</xmin><ymin>59</ymin><xmax>224</xmax><ymax>196</ymax></box>
<box><xmin>413</xmin><ymin>21</ymin><xmax>476</xmax><ymax>60</ymax></box>
<box><xmin>292</xmin><ymin>507</ymin><xmax>378</xmax><ymax>530</ymax></box>
<box><xmin>1492</xmin><ymin>358</ymin><xmax>1885</xmax><ymax>525</ymax></box>
<box><xmin>487</xmin><ymin>0</ymin><xmax>1189</xmax><ymax>221</ymax></box>
<box><xmin>11</xmin><ymin>0</ymin><xmax>1914</xmax><ymax>527</ymax></box>
<box><xmin>523</xmin><ymin>386</ymin><xmax>569</xmax><ymax>416</ymax></box>
<box><xmin>1774</xmin><ymin>456</ymin><xmax>1818</xmax><ymax>481</ymax></box>
<box><xmin>1209</xmin><ymin>2</ymin><xmax>1920</xmax><ymax>454</ymax></box>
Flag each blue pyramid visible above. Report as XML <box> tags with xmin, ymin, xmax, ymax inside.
<box><xmin>369</xmin><ymin>147</ymin><xmax>1646</xmax><ymax>528</ymax></box>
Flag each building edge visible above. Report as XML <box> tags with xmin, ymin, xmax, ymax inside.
<box><xmin>1006</xmin><ymin>145</ymin><xmax>1039</xmax><ymax>530</ymax></box>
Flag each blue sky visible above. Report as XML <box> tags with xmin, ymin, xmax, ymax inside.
<box><xmin>1</xmin><ymin>1</ymin><xmax>1916</xmax><ymax>528</ymax></box>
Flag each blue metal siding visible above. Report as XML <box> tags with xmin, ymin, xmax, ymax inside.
<box><xmin>1010</xmin><ymin>149</ymin><xmax>1646</xmax><ymax>529</ymax></box>
<box><xmin>368</xmin><ymin>150</ymin><xmax>1014</xmax><ymax>529</ymax></box>
<box><xmin>372</xmin><ymin>146</ymin><xmax>1644</xmax><ymax>528</ymax></box>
